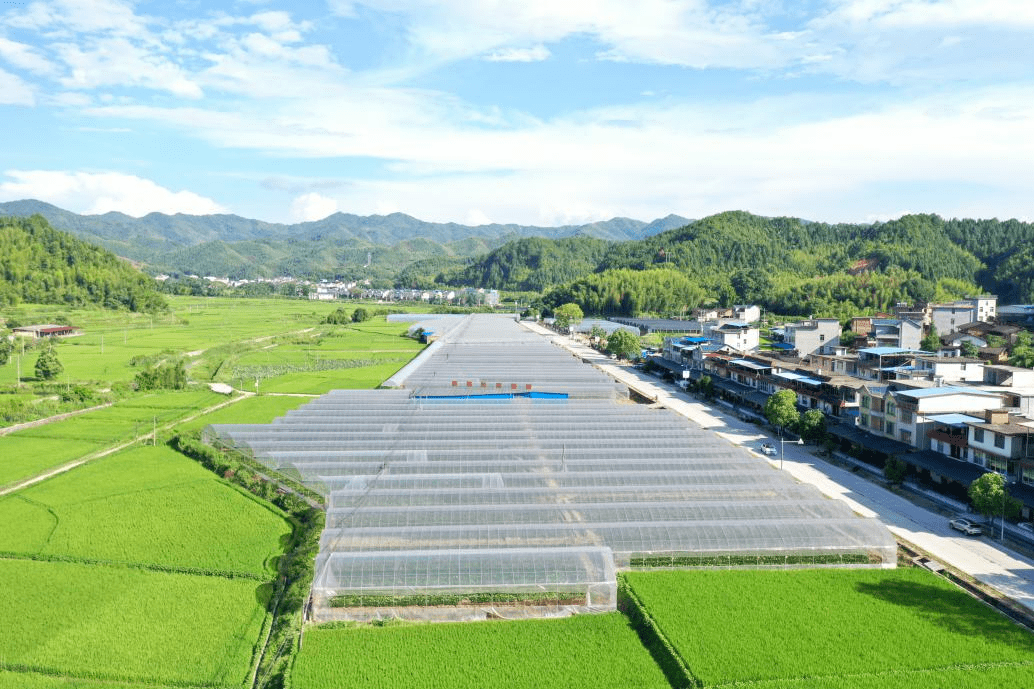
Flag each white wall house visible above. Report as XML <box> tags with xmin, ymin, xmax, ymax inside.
<box><xmin>965</xmin><ymin>409</ymin><xmax>1034</xmax><ymax>484</ymax></box>
<box><xmin>710</xmin><ymin>322</ymin><xmax>759</xmax><ymax>353</ymax></box>
<box><xmin>783</xmin><ymin>318</ymin><xmax>841</xmax><ymax>357</ymax></box>
<box><xmin>859</xmin><ymin>384</ymin><xmax>1003</xmax><ymax>449</ymax></box>
<box><xmin>913</xmin><ymin>356</ymin><xmax>986</xmax><ymax>384</ymax></box>
<box><xmin>733</xmin><ymin>305</ymin><xmax>761</xmax><ymax>324</ymax></box>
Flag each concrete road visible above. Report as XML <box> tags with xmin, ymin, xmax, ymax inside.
<box><xmin>533</xmin><ymin>326</ymin><xmax>1034</xmax><ymax>614</ymax></box>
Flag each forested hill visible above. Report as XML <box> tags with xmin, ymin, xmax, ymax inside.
<box><xmin>0</xmin><ymin>201</ymin><xmax>691</xmax><ymax>279</ymax></box>
<box><xmin>438</xmin><ymin>211</ymin><xmax>1034</xmax><ymax>318</ymax></box>
<box><xmin>0</xmin><ymin>215</ymin><xmax>167</xmax><ymax>312</ymax></box>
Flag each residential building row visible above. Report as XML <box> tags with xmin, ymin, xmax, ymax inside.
<box><xmin>651</xmin><ymin>297</ymin><xmax>1034</xmax><ymax>520</ymax></box>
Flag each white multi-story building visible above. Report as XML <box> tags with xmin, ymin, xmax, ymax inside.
<box><xmin>783</xmin><ymin>318</ymin><xmax>841</xmax><ymax>357</ymax></box>
<box><xmin>709</xmin><ymin>321</ymin><xmax>759</xmax><ymax>353</ymax></box>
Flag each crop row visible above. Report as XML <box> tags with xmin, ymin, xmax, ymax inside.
<box><xmin>328</xmin><ymin>591</ymin><xmax>586</xmax><ymax>608</ymax></box>
<box><xmin>629</xmin><ymin>552</ymin><xmax>875</xmax><ymax>568</ymax></box>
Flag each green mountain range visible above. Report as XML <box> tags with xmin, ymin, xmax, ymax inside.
<box><xmin>0</xmin><ymin>200</ymin><xmax>690</xmax><ymax>282</ymax></box>
<box><xmin>3</xmin><ymin>201</ymin><xmax>1032</xmax><ymax>321</ymax></box>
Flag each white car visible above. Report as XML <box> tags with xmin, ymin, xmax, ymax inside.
<box><xmin>760</xmin><ymin>443</ymin><xmax>777</xmax><ymax>456</ymax></box>
<box><xmin>949</xmin><ymin>518</ymin><xmax>983</xmax><ymax>536</ymax></box>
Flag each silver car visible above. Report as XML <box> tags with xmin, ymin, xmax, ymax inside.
<box><xmin>949</xmin><ymin>518</ymin><xmax>982</xmax><ymax>536</ymax></box>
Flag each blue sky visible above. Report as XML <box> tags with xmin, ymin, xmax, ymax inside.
<box><xmin>0</xmin><ymin>0</ymin><xmax>1032</xmax><ymax>226</ymax></box>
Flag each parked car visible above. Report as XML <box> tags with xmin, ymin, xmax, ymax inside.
<box><xmin>760</xmin><ymin>443</ymin><xmax>777</xmax><ymax>456</ymax></box>
<box><xmin>949</xmin><ymin>518</ymin><xmax>983</xmax><ymax>536</ymax></box>
<box><xmin>1017</xmin><ymin>522</ymin><xmax>1034</xmax><ymax>535</ymax></box>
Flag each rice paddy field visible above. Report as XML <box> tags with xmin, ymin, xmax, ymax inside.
<box><xmin>0</xmin><ymin>389</ymin><xmax>224</xmax><ymax>487</ymax></box>
<box><xmin>0</xmin><ymin>671</ymin><xmax>187</xmax><ymax>689</ymax></box>
<box><xmin>177</xmin><ymin>394</ymin><xmax>314</xmax><ymax>433</ymax></box>
<box><xmin>622</xmin><ymin>568</ymin><xmax>1034</xmax><ymax>688</ymax></box>
<box><xmin>0</xmin><ymin>558</ymin><xmax>269</xmax><ymax>687</ymax></box>
<box><xmin>0</xmin><ymin>298</ymin><xmax>434</xmax><ymax>689</ymax></box>
<box><xmin>291</xmin><ymin>614</ymin><xmax>671</xmax><ymax>689</ymax></box>
<box><xmin>0</xmin><ymin>445</ymin><xmax>291</xmax><ymax>576</ymax></box>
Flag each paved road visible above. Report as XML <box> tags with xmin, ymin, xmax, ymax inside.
<box><xmin>530</xmin><ymin>325</ymin><xmax>1034</xmax><ymax>614</ymax></box>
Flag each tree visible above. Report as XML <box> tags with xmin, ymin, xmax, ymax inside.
<box><xmin>0</xmin><ymin>337</ymin><xmax>12</xmax><ymax>366</ymax></box>
<box><xmin>351</xmin><ymin>307</ymin><xmax>370</xmax><ymax>323</ymax></box>
<box><xmin>323</xmin><ymin>307</ymin><xmax>350</xmax><ymax>325</ymax></box>
<box><xmin>920</xmin><ymin>324</ymin><xmax>941</xmax><ymax>352</ymax></box>
<box><xmin>1009</xmin><ymin>330</ymin><xmax>1034</xmax><ymax>368</ymax></box>
<box><xmin>34</xmin><ymin>346</ymin><xmax>63</xmax><ymax>380</ymax></box>
<box><xmin>884</xmin><ymin>456</ymin><xmax>907</xmax><ymax>484</ymax></box>
<box><xmin>135</xmin><ymin>360</ymin><xmax>187</xmax><ymax>391</ymax></box>
<box><xmin>553</xmin><ymin>303</ymin><xmax>583</xmax><ymax>331</ymax></box>
<box><xmin>959</xmin><ymin>340</ymin><xmax>980</xmax><ymax>358</ymax></box>
<box><xmin>839</xmin><ymin>330</ymin><xmax>858</xmax><ymax>348</ymax></box>
<box><xmin>589</xmin><ymin>325</ymin><xmax>607</xmax><ymax>344</ymax></box>
<box><xmin>606</xmin><ymin>330</ymin><xmax>642</xmax><ymax>360</ymax></box>
<box><xmin>764</xmin><ymin>390</ymin><xmax>800</xmax><ymax>435</ymax></box>
<box><xmin>797</xmin><ymin>409</ymin><xmax>826</xmax><ymax>442</ymax></box>
<box><xmin>969</xmin><ymin>472</ymin><xmax>1021</xmax><ymax>531</ymax></box>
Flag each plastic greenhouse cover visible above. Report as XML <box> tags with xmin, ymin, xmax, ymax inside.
<box><xmin>208</xmin><ymin>314</ymin><xmax>897</xmax><ymax>612</ymax></box>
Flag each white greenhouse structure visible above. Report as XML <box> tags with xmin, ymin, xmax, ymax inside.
<box><xmin>205</xmin><ymin>315</ymin><xmax>895</xmax><ymax>621</ymax></box>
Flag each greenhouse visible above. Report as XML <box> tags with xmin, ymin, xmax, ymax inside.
<box><xmin>205</xmin><ymin>315</ymin><xmax>896</xmax><ymax>621</ymax></box>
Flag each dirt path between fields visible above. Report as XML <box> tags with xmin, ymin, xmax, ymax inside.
<box><xmin>0</xmin><ymin>392</ymin><xmax>253</xmax><ymax>497</ymax></box>
<box><xmin>0</xmin><ymin>402</ymin><xmax>114</xmax><ymax>437</ymax></box>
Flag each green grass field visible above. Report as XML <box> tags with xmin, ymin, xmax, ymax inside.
<box><xmin>0</xmin><ymin>445</ymin><xmax>291</xmax><ymax>576</ymax></box>
<box><xmin>0</xmin><ymin>558</ymin><xmax>268</xmax><ymax>687</ymax></box>
<box><xmin>623</xmin><ymin>568</ymin><xmax>1034</xmax><ymax>688</ymax></box>
<box><xmin>0</xmin><ymin>389</ymin><xmax>224</xmax><ymax>487</ymax></box>
<box><xmin>291</xmin><ymin>614</ymin><xmax>671</xmax><ymax>689</ymax></box>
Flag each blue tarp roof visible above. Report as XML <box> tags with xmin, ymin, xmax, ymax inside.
<box><xmin>928</xmin><ymin>413</ymin><xmax>986</xmax><ymax>426</ymax></box>
<box><xmin>681</xmin><ymin>336</ymin><xmax>709</xmax><ymax>343</ymax></box>
<box><xmin>769</xmin><ymin>342</ymin><xmax>794</xmax><ymax>350</ymax></box>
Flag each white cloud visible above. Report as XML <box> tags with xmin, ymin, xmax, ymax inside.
<box><xmin>818</xmin><ymin>0</ymin><xmax>1034</xmax><ymax>30</ymax></box>
<box><xmin>290</xmin><ymin>192</ymin><xmax>338</xmax><ymax>222</ymax></box>
<box><xmin>6</xmin><ymin>0</ymin><xmax>152</xmax><ymax>37</ymax></box>
<box><xmin>55</xmin><ymin>37</ymin><xmax>203</xmax><ymax>97</ymax></box>
<box><xmin>0</xmin><ymin>68</ymin><xmax>35</xmax><ymax>105</ymax></box>
<box><xmin>335</xmin><ymin>0</ymin><xmax>798</xmax><ymax>70</ymax></box>
<box><xmin>0</xmin><ymin>170</ymin><xmax>227</xmax><ymax>217</ymax></box>
<box><xmin>0</xmin><ymin>37</ymin><xmax>57</xmax><ymax>75</ymax></box>
<box><xmin>484</xmin><ymin>44</ymin><xmax>550</xmax><ymax>62</ymax></box>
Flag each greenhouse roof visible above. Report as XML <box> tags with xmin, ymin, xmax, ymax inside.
<box><xmin>206</xmin><ymin>314</ymin><xmax>895</xmax><ymax>620</ymax></box>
